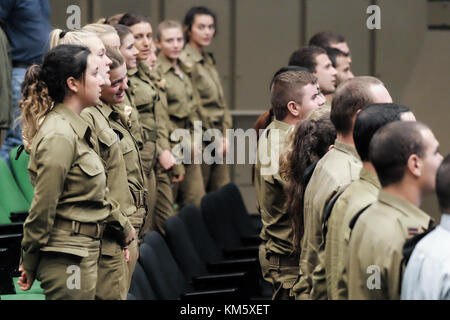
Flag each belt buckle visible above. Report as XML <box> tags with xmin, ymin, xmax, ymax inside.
<box><xmin>71</xmin><ymin>220</ymin><xmax>81</xmax><ymax>235</ymax></box>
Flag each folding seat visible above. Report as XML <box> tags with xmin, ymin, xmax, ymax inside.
<box><xmin>200</xmin><ymin>191</ymin><xmax>259</xmax><ymax>258</ymax></box>
<box><xmin>140</xmin><ymin>232</ymin><xmax>241</xmax><ymax>300</ymax></box>
<box><xmin>9</xmin><ymin>146</ymin><xmax>34</xmax><ymax>205</ymax></box>
<box><xmin>164</xmin><ymin>215</ymin><xmax>260</xmax><ymax>297</ymax></box>
<box><xmin>0</xmin><ymin>158</ymin><xmax>29</xmax><ymax>223</ymax></box>
<box><xmin>217</xmin><ymin>183</ymin><xmax>262</xmax><ymax>245</ymax></box>
<box><xmin>128</xmin><ymin>262</ymin><xmax>157</xmax><ymax>300</ymax></box>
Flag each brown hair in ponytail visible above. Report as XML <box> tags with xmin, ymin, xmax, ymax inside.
<box><xmin>20</xmin><ymin>44</ymin><xmax>91</xmax><ymax>152</ymax></box>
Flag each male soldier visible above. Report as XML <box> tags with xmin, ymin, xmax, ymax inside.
<box><xmin>309</xmin><ymin>31</ymin><xmax>353</xmax><ymax>63</ymax></box>
<box><xmin>292</xmin><ymin>76</ymin><xmax>392</xmax><ymax>300</ymax></box>
<box><xmin>324</xmin><ymin>103</ymin><xmax>415</xmax><ymax>300</ymax></box>
<box><xmin>401</xmin><ymin>154</ymin><xmax>450</xmax><ymax>300</ymax></box>
<box><xmin>255</xmin><ymin>69</ymin><xmax>325</xmax><ymax>299</ymax></box>
<box><xmin>348</xmin><ymin>121</ymin><xmax>442</xmax><ymax>299</ymax></box>
<box><xmin>325</xmin><ymin>47</ymin><xmax>354</xmax><ymax>87</ymax></box>
<box><xmin>288</xmin><ymin>46</ymin><xmax>337</xmax><ymax>108</ymax></box>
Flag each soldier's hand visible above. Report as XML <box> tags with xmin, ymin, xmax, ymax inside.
<box><xmin>159</xmin><ymin>149</ymin><xmax>176</xmax><ymax>170</ymax></box>
<box><xmin>18</xmin><ymin>264</ymin><xmax>34</xmax><ymax>291</ymax></box>
<box><xmin>124</xmin><ymin>226</ymin><xmax>136</xmax><ymax>246</ymax></box>
<box><xmin>172</xmin><ymin>173</ymin><xmax>185</xmax><ymax>183</ymax></box>
<box><xmin>123</xmin><ymin>248</ymin><xmax>130</xmax><ymax>263</ymax></box>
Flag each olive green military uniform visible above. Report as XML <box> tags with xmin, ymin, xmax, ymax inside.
<box><xmin>147</xmin><ymin>66</ymin><xmax>178</xmax><ymax>235</ymax></box>
<box><xmin>127</xmin><ymin>61</ymin><xmax>159</xmax><ymax>240</ymax></box>
<box><xmin>180</xmin><ymin>43</ymin><xmax>232</xmax><ymax>192</ymax></box>
<box><xmin>81</xmin><ymin>100</ymin><xmax>135</xmax><ymax>300</ymax></box>
<box><xmin>292</xmin><ymin>140</ymin><xmax>362</xmax><ymax>300</ymax></box>
<box><xmin>325</xmin><ymin>168</ymin><xmax>380</xmax><ymax>300</ymax></box>
<box><xmin>108</xmin><ymin>102</ymin><xmax>148</xmax><ymax>290</ymax></box>
<box><xmin>255</xmin><ymin>119</ymin><xmax>298</xmax><ymax>300</ymax></box>
<box><xmin>156</xmin><ymin>53</ymin><xmax>205</xmax><ymax>208</ymax></box>
<box><xmin>22</xmin><ymin>103</ymin><xmax>121</xmax><ymax>300</ymax></box>
<box><xmin>347</xmin><ymin>190</ymin><xmax>432</xmax><ymax>300</ymax></box>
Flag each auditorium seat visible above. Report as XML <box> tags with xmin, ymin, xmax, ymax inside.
<box><xmin>9</xmin><ymin>146</ymin><xmax>34</xmax><ymax>205</ymax></box>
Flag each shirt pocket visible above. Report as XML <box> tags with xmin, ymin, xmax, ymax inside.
<box><xmin>78</xmin><ymin>157</ymin><xmax>104</xmax><ymax>177</ymax></box>
<box><xmin>133</xmin><ymin>81</ymin><xmax>157</xmax><ymax>109</ymax></box>
<box><xmin>98</xmin><ymin>127</ymin><xmax>118</xmax><ymax>148</ymax></box>
<box><xmin>195</xmin><ymin>67</ymin><xmax>217</xmax><ymax>100</ymax></box>
<box><xmin>119</xmin><ymin>135</ymin><xmax>134</xmax><ymax>156</ymax></box>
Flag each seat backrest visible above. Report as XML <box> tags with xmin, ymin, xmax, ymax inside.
<box><xmin>128</xmin><ymin>262</ymin><xmax>157</xmax><ymax>300</ymax></box>
<box><xmin>0</xmin><ymin>158</ymin><xmax>29</xmax><ymax>218</ymax></box>
<box><xmin>164</xmin><ymin>215</ymin><xmax>207</xmax><ymax>280</ymax></box>
<box><xmin>141</xmin><ymin>232</ymin><xmax>188</xmax><ymax>299</ymax></box>
<box><xmin>219</xmin><ymin>183</ymin><xmax>260</xmax><ymax>237</ymax></box>
<box><xmin>201</xmin><ymin>190</ymin><xmax>242</xmax><ymax>250</ymax></box>
<box><xmin>178</xmin><ymin>205</ymin><xmax>223</xmax><ymax>264</ymax></box>
<box><xmin>9</xmin><ymin>146</ymin><xmax>34</xmax><ymax>205</ymax></box>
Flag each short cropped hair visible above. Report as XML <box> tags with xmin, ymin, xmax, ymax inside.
<box><xmin>325</xmin><ymin>47</ymin><xmax>346</xmax><ymax>68</ymax></box>
<box><xmin>288</xmin><ymin>46</ymin><xmax>327</xmax><ymax>73</ymax></box>
<box><xmin>331</xmin><ymin>76</ymin><xmax>384</xmax><ymax>136</ymax></box>
<box><xmin>436</xmin><ymin>154</ymin><xmax>450</xmax><ymax>212</ymax></box>
<box><xmin>270</xmin><ymin>70</ymin><xmax>318</xmax><ymax>121</ymax></box>
<box><xmin>269</xmin><ymin>65</ymin><xmax>310</xmax><ymax>90</ymax></box>
<box><xmin>354</xmin><ymin>103</ymin><xmax>412</xmax><ymax>161</ymax></box>
<box><xmin>309</xmin><ymin>31</ymin><xmax>346</xmax><ymax>49</ymax></box>
<box><xmin>369</xmin><ymin>121</ymin><xmax>428</xmax><ymax>187</ymax></box>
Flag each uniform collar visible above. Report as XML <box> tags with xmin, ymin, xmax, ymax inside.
<box><xmin>127</xmin><ymin>67</ymin><xmax>138</xmax><ymax>77</ymax></box>
<box><xmin>378</xmin><ymin>189</ymin><xmax>431</xmax><ymax>227</ymax></box>
<box><xmin>184</xmin><ymin>43</ymin><xmax>203</xmax><ymax>63</ymax></box>
<box><xmin>272</xmin><ymin>119</ymin><xmax>294</xmax><ymax>132</ymax></box>
<box><xmin>97</xmin><ymin>100</ymin><xmax>114</xmax><ymax>119</ymax></box>
<box><xmin>52</xmin><ymin>103</ymin><xmax>90</xmax><ymax>140</ymax></box>
<box><xmin>333</xmin><ymin>139</ymin><xmax>361</xmax><ymax>161</ymax></box>
<box><xmin>157</xmin><ymin>53</ymin><xmax>175</xmax><ymax>75</ymax></box>
<box><xmin>359</xmin><ymin>167</ymin><xmax>381</xmax><ymax>189</ymax></box>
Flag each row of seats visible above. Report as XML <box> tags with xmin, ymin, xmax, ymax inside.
<box><xmin>128</xmin><ymin>184</ymin><xmax>271</xmax><ymax>300</ymax></box>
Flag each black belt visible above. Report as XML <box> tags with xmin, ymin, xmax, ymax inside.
<box><xmin>54</xmin><ymin>217</ymin><xmax>105</xmax><ymax>240</ymax></box>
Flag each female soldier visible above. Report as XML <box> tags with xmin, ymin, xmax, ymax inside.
<box><xmin>119</xmin><ymin>13</ymin><xmax>177</xmax><ymax>237</ymax></box>
<box><xmin>82</xmin><ymin>23</ymin><xmax>121</xmax><ymax>50</ymax></box>
<box><xmin>97</xmin><ymin>46</ymin><xmax>147</xmax><ymax>295</ymax></box>
<box><xmin>50</xmin><ymin>29</ymin><xmax>135</xmax><ymax>300</ymax></box>
<box><xmin>180</xmin><ymin>6</ymin><xmax>233</xmax><ymax>192</ymax></box>
<box><xmin>279</xmin><ymin>107</ymin><xmax>336</xmax><ymax>255</ymax></box>
<box><xmin>17</xmin><ymin>44</ymin><xmax>115</xmax><ymax>299</ymax></box>
<box><xmin>155</xmin><ymin>20</ymin><xmax>205</xmax><ymax>208</ymax></box>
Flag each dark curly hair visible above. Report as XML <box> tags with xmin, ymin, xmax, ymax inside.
<box><xmin>280</xmin><ymin>107</ymin><xmax>336</xmax><ymax>253</ymax></box>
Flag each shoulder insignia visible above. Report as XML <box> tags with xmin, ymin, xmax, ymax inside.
<box><xmin>407</xmin><ymin>227</ymin><xmax>419</xmax><ymax>237</ymax></box>
<box><xmin>207</xmin><ymin>52</ymin><xmax>216</xmax><ymax>64</ymax></box>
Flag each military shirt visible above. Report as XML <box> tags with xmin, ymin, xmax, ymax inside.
<box><xmin>292</xmin><ymin>140</ymin><xmax>362</xmax><ymax>300</ymax></box>
<box><xmin>81</xmin><ymin>101</ymin><xmax>133</xmax><ymax>240</ymax></box>
<box><xmin>22</xmin><ymin>103</ymin><xmax>113</xmax><ymax>272</ymax></box>
<box><xmin>254</xmin><ymin>119</ymin><xmax>294</xmax><ymax>256</ymax></box>
<box><xmin>124</xmin><ymin>90</ymin><xmax>144</xmax><ymax>151</ymax></box>
<box><xmin>179</xmin><ymin>43</ymin><xmax>232</xmax><ymax>132</ymax></box>
<box><xmin>327</xmin><ymin>168</ymin><xmax>380</xmax><ymax>300</ymax></box>
<box><xmin>110</xmin><ymin>103</ymin><xmax>147</xmax><ymax>229</ymax></box>
<box><xmin>347</xmin><ymin>190</ymin><xmax>432</xmax><ymax>300</ymax></box>
<box><xmin>127</xmin><ymin>61</ymin><xmax>159</xmax><ymax>167</ymax></box>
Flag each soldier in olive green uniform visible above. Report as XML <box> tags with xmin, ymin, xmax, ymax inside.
<box><xmin>292</xmin><ymin>77</ymin><xmax>392</xmax><ymax>300</ymax></box>
<box><xmin>347</xmin><ymin>121</ymin><xmax>441</xmax><ymax>300</ymax></box>
<box><xmin>181</xmin><ymin>8</ymin><xmax>232</xmax><ymax>192</ymax></box>
<box><xmin>93</xmin><ymin>47</ymin><xmax>149</xmax><ymax>293</ymax></box>
<box><xmin>255</xmin><ymin>70</ymin><xmax>324</xmax><ymax>299</ymax></box>
<box><xmin>325</xmin><ymin>103</ymin><xmax>414</xmax><ymax>300</ymax></box>
<box><xmin>81</xmin><ymin>98</ymin><xmax>136</xmax><ymax>300</ymax></box>
<box><xmin>155</xmin><ymin>20</ymin><xmax>205</xmax><ymax>208</ymax></box>
<box><xmin>19</xmin><ymin>45</ymin><xmax>127</xmax><ymax>300</ymax></box>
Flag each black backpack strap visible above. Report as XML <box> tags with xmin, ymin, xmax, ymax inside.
<box><xmin>322</xmin><ymin>188</ymin><xmax>347</xmax><ymax>242</ymax></box>
<box><xmin>402</xmin><ymin>225</ymin><xmax>436</xmax><ymax>267</ymax></box>
<box><xmin>348</xmin><ymin>204</ymin><xmax>372</xmax><ymax>231</ymax></box>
